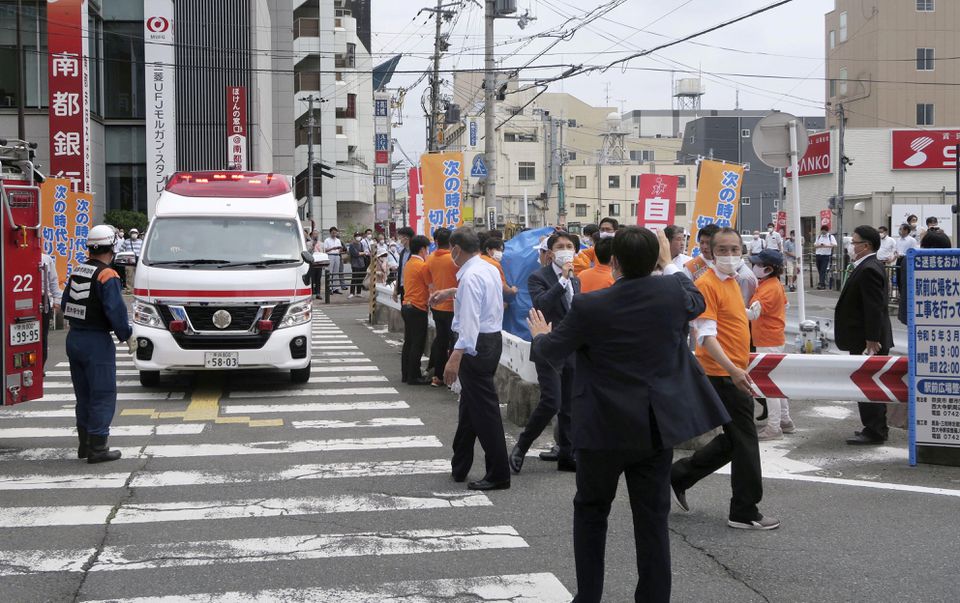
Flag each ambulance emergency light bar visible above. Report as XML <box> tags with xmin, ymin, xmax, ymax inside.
<box><xmin>165</xmin><ymin>172</ymin><xmax>291</xmax><ymax>197</ymax></box>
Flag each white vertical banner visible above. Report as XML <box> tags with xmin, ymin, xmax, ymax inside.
<box><xmin>144</xmin><ymin>0</ymin><xmax>176</xmax><ymax>218</ymax></box>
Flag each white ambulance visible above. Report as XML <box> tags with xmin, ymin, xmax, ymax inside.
<box><xmin>130</xmin><ymin>172</ymin><xmax>313</xmax><ymax>386</ymax></box>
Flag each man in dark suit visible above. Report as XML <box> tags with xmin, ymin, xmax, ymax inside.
<box><xmin>392</xmin><ymin>226</ymin><xmax>415</xmax><ymax>303</ymax></box>
<box><xmin>835</xmin><ymin>225</ymin><xmax>895</xmax><ymax>445</ymax></box>
<box><xmin>527</xmin><ymin>227</ymin><xmax>729</xmax><ymax>603</ymax></box>
<box><xmin>510</xmin><ymin>231</ymin><xmax>581</xmax><ymax>473</ymax></box>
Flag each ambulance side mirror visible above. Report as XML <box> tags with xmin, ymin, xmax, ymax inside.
<box><xmin>301</xmin><ymin>251</ymin><xmax>314</xmax><ymax>265</ymax></box>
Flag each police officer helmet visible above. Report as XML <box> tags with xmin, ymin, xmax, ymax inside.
<box><xmin>87</xmin><ymin>224</ymin><xmax>118</xmax><ymax>253</ymax></box>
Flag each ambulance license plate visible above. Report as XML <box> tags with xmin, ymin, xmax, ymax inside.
<box><xmin>204</xmin><ymin>352</ymin><xmax>239</xmax><ymax>368</ymax></box>
<box><xmin>10</xmin><ymin>321</ymin><xmax>40</xmax><ymax>346</ymax></box>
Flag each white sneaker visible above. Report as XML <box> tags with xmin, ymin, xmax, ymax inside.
<box><xmin>756</xmin><ymin>425</ymin><xmax>783</xmax><ymax>441</ymax></box>
<box><xmin>780</xmin><ymin>420</ymin><xmax>796</xmax><ymax>434</ymax></box>
<box><xmin>348</xmin><ymin>294</ymin><xmax>355</xmax><ymax>299</ymax></box>
<box><xmin>728</xmin><ymin>514</ymin><xmax>780</xmax><ymax>530</ymax></box>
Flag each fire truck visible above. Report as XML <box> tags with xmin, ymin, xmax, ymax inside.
<box><xmin>1</xmin><ymin>138</ymin><xmax>44</xmax><ymax>405</ymax></box>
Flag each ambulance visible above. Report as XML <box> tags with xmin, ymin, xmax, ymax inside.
<box><xmin>130</xmin><ymin>172</ymin><xmax>313</xmax><ymax>386</ymax></box>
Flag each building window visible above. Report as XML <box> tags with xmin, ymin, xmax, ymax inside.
<box><xmin>608</xmin><ymin>175</ymin><xmax>620</xmax><ymax>189</ymax></box>
<box><xmin>630</xmin><ymin>175</ymin><xmax>641</xmax><ymax>188</ymax></box>
<box><xmin>917</xmin><ymin>0</ymin><xmax>934</xmax><ymax>11</ymax></box>
<box><xmin>629</xmin><ymin>150</ymin><xmax>654</xmax><ymax>162</ymax></box>
<box><xmin>102</xmin><ymin>21</ymin><xmax>145</xmax><ymax>118</ymax></box>
<box><xmin>839</xmin><ymin>11</ymin><xmax>847</xmax><ymax>42</ymax></box>
<box><xmin>575</xmin><ymin>204</ymin><xmax>587</xmax><ymax>217</ymax></box>
<box><xmin>575</xmin><ymin>175</ymin><xmax>587</xmax><ymax>189</ymax></box>
<box><xmin>676</xmin><ymin>203</ymin><xmax>687</xmax><ymax>216</ymax></box>
<box><xmin>677</xmin><ymin>175</ymin><xmax>687</xmax><ymax>188</ymax></box>
<box><xmin>917</xmin><ymin>103</ymin><xmax>935</xmax><ymax>126</ymax></box>
<box><xmin>567</xmin><ymin>151</ymin><xmax>576</xmax><ymax>161</ymax></box>
<box><xmin>106</xmin><ymin>164</ymin><xmax>148</xmax><ymax>213</ymax></box>
<box><xmin>567</xmin><ymin>119</ymin><xmax>577</xmax><ymax>127</ymax></box>
<box><xmin>503</xmin><ymin>132</ymin><xmax>538</xmax><ymax>142</ymax></box>
<box><xmin>917</xmin><ymin>48</ymin><xmax>935</xmax><ymax>71</ymax></box>
<box><xmin>839</xmin><ymin>67</ymin><xmax>848</xmax><ymax>96</ymax></box>
<box><xmin>518</xmin><ymin>162</ymin><xmax>536</xmax><ymax>181</ymax></box>
<box><xmin>741</xmin><ymin>197</ymin><xmax>751</xmax><ymax>206</ymax></box>
<box><xmin>829</xmin><ymin>79</ymin><xmax>837</xmax><ymax>98</ymax></box>
<box><xmin>829</xmin><ymin>30</ymin><xmax>835</xmax><ymax>49</ymax></box>
<box><xmin>608</xmin><ymin>203</ymin><xmax>621</xmax><ymax>217</ymax></box>
<box><xmin>630</xmin><ymin>203</ymin><xmax>638</xmax><ymax>217</ymax></box>
<box><xmin>336</xmin><ymin>125</ymin><xmax>344</xmax><ymax>135</ymax></box>
<box><xmin>335</xmin><ymin>71</ymin><xmax>343</xmax><ymax>82</ymax></box>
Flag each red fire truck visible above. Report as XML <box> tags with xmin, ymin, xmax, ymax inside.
<box><xmin>1</xmin><ymin>138</ymin><xmax>44</xmax><ymax>405</ymax></box>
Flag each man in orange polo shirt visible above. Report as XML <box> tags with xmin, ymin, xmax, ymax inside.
<box><xmin>481</xmin><ymin>237</ymin><xmax>518</xmax><ymax>298</ymax></box>
<box><xmin>578</xmin><ymin>237</ymin><xmax>615</xmax><ymax>293</ymax></box>
<box><xmin>670</xmin><ymin>227</ymin><xmax>779</xmax><ymax>531</ymax></box>
<box><xmin>401</xmin><ymin>235</ymin><xmax>432</xmax><ymax>386</ymax></box>
<box><xmin>572</xmin><ymin>223</ymin><xmax>599</xmax><ymax>275</ymax></box>
<box><xmin>425</xmin><ymin>228</ymin><xmax>460</xmax><ymax>387</ymax></box>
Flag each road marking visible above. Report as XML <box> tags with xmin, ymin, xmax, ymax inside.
<box><xmin>0</xmin><ymin>459</ymin><xmax>452</xmax><ymax>491</ymax></box>
<box><xmin>310</xmin><ymin>365</ymin><xmax>379</xmax><ymax>372</ymax></box>
<box><xmin>313</xmin><ymin>357</ymin><xmax>371</xmax><ymax>363</ymax></box>
<box><xmin>0</xmin><ymin>526</ymin><xmax>526</xmax><ymax>576</ymax></box>
<box><xmin>81</xmin><ymin>573</ymin><xmax>571</xmax><ymax>603</ymax></box>
<box><xmin>36</xmin><ymin>392</ymin><xmax>184</xmax><ymax>402</ymax></box>
<box><xmin>55</xmin><ymin>361</ymin><xmax>136</xmax><ymax>368</ymax></box>
<box><xmin>0</xmin><ymin>435</ymin><xmax>443</xmax><ymax>462</ymax></box>
<box><xmin>44</xmin><ymin>380</ymin><xmax>159</xmax><ymax>389</ymax></box>
<box><xmin>123</xmin><ymin>378</ymin><xmax>283</xmax><ymax>428</ymax></box>
<box><xmin>312</xmin><ymin>351</ymin><xmax>366</xmax><ymax>356</ymax></box>
<box><xmin>311</xmin><ymin>335</ymin><xmax>349</xmax><ymax>339</ymax></box>
<box><xmin>229</xmin><ymin>386</ymin><xmax>398</xmax><ymax>399</ymax></box>
<box><xmin>292</xmin><ymin>417</ymin><xmax>423</xmax><ymax>429</ymax></box>
<box><xmin>222</xmin><ymin>400</ymin><xmax>409</xmax><ymax>414</ymax></box>
<box><xmin>0</xmin><ymin>424</ymin><xmax>204</xmax><ymax>439</ymax></box>
<box><xmin>0</xmin><ymin>409</ymin><xmax>77</xmax><ymax>419</ymax></box>
<box><xmin>0</xmin><ymin>491</ymin><xmax>489</xmax><ymax>528</ymax></box>
<box><xmin>46</xmin><ymin>370</ymin><xmax>142</xmax><ymax>377</ymax></box>
<box><xmin>311</xmin><ymin>345</ymin><xmax>359</xmax><ymax>350</ymax></box>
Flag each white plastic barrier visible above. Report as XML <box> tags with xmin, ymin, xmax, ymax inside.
<box><xmin>374</xmin><ymin>285</ymin><xmax>538</xmax><ymax>384</ymax></box>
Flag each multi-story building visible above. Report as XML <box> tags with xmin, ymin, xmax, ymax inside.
<box><xmin>679</xmin><ymin>113</ymin><xmax>826</xmax><ymax>233</ymax></box>
<box><xmin>825</xmin><ymin>0</ymin><xmax>960</xmax><ymax>129</ymax></box>
<box><xmin>0</xmin><ymin>0</ymin><xmax>296</xmax><ymax>220</ymax></box>
<box><xmin>293</xmin><ymin>0</ymin><xmax>374</xmax><ymax>231</ymax></box>
<box><xmin>443</xmin><ymin>75</ymin><xmax>696</xmax><ymax>231</ymax></box>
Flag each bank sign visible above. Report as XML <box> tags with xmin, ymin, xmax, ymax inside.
<box><xmin>892</xmin><ymin>129</ymin><xmax>960</xmax><ymax>170</ymax></box>
<box><xmin>785</xmin><ymin>132</ymin><xmax>831</xmax><ymax>178</ymax></box>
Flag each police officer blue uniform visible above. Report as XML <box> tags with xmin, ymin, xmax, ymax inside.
<box><xmin>62</xmin><ymin>224</ymin><xmax>133</xmax><ymax>463</ymax></box>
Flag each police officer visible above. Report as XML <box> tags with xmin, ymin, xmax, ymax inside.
<box><xmin>62</xmin><ymin>224</ymin><xmax>135</xmax><ymax>463</ymax></box>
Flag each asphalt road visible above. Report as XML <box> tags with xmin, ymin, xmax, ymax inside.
<box><xmin>0</xmin><ymin>302</ymin><xmax>958</xmax><ymax>602</ymax></box>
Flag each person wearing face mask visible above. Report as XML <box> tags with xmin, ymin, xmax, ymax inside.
<box><xmin>907</xmin><ymin>214</ymin><xmax>919</xmax><ymax>236</ymax></box>
<box><xmin>814</xmin><ymin>226</ymin><xmax>837</xmax><ymax>290</ymax></box>
<box><xmin>684</xmin><ymin>224</ymin><xmax>756</xmax><ymax>304</ymax></box>
<box><xmin>425</xmin><ymin>228</ymin><xmax>460</xmax><ymax>387</ymax></box>
<box><xmin>575</xmin><ymin>220</ymin><xmax>616</xmax><ymax>275</ymax></box>
<box><xmin>671</xmin><ymin>227</ymin><xmax>779</xmax><ymax>531</ymax></box>
<box><xmin>122</xmin><ymin>228</ymin><xmax>143</xmax><ymax>289</ymax></box>
<box><xmin>835</xmin><ymin>226</ymin><xmax>894</xmax><ymax>445</ymax></box>
<box><xmin>766</xmin><ymin>223</ymin><xmax>783</xmax><ymax>252</ymax></box>
<box><xmin>347</xmin><ymin>232</ymin><xmax>366</xmax><ymax>298</ymax></box>
<box><xmin>509</xmin><ymin>231</ymin><xmax>581</xmax><ymax>475</ymax></box>
<box><xmin>876</xmin><ymin>225</ymin><xmax>896</xmax><ymax>265</ymax></box>
<box><xmin>481</xmin><ymin>237</ymin><xmax>517</xmax><ymax>299</ymax></box>
<box><xmin>400</xmin><ymin>235</ymin><xmax>433</xmax><ymax>385</ymax></box>
<box><xmin>578</xmin><ymin>237</ymin><xmax>615</xmax><ymax>293</ymax></box>
<box><xmin>745</xmin><ymin>249</ymin><xmax>792</xmax><ymax>440</ymax></box>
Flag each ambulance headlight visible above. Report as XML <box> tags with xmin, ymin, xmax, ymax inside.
<box><xmin>133</xmin><ymin>299</ymin><xmax>164</xmax><ymax>329</ymax></box>
<box><xmin>278</xmin><ymin>299</ymin><xmax>312</xmax><ymax>329</ymax></box>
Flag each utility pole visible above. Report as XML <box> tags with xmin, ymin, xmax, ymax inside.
<box><xmin>483</xmin><ymin>0</ymin><xmax>497</xmax><ymax>220</ymax></box>
<box><xmin>837</xmin><ymin>103</ymin><xmax>846</xmax><ymax>289</ymax></box>
<box><xmin>428</xmin><ymin>0</ymin><xmax>443</xmax><ymax>152</ymax></box>
<box><xmin>300</xmin><ymin>95</ymin><xmax>327</xmax><ymax>227</ymax></box>
<box><xmin>15</xmin><ymin>0</ymin><xmax>25</xmax><ymax>139</ymax></box>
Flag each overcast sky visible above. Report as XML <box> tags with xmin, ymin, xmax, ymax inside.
<box><xmin>371</xmin><ymin>0</ymin><xmax>836</xmax><ymax>164</ymax></box>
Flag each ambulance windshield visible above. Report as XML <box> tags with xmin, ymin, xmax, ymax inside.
<box><xmin>143</xmin><ymin>217</ymin><xmax>303</xmax><ymax>268</ymax></box>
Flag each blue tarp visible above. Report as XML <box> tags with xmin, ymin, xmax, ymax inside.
<box><xmin>501</xmin><ymin>227</ymin><xmax>554</xmax><ymax>341</ymax></box>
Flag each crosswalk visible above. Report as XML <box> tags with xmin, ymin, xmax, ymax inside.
<box><xmin>0</xmin><ymin>308</ymin><xmax>571</xmax><ymax>601</ymax></box>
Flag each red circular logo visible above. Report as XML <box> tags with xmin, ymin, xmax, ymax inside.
<box><xmin>146</xmin><ymin>16</ymin><xmax>170</xmax><ymax>33</ymax></box>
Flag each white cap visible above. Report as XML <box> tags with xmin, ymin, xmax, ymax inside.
<box><xmin>87</xmin><ymin>224</ymin><xmax>117</xmax><ymax>248</ymax></box>
<box><xmin>129</xmin><ymin>228</ymin><xmax>139</xmax><ymax>234</ymax></box>
<box><xmin>537</xmin><ymin>237</ymin><xmax>549</xmax><ymax>252</ymax></box>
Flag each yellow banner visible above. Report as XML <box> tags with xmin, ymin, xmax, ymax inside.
<box><xmin>40</xmin><ymin>178</ymin><xmax>95</xmax><ymax>288</ymax></box>
<box><xmin>687</xmin><ymin>160</ymin><xmax>745</xmax><ymax>256</ymax></box>
<box><xmin>420</xmin><ymin>152</ymin><xmax>465</xmax><ymax>238</ymax></box>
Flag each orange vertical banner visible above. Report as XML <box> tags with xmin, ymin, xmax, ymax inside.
<box><xmin>686</xmin><ymin>160</ymin><xmax>745</xmax><ymax>256</ymax></box>
<box><xmin>420</xmin><ymin>152</ymin><xmax>465</xmax><ymax>239</ymax></box>
<box><xmin>40</xmin><ymin>178</ymin><xmax>94</xmax><ymax>288</ymax></box>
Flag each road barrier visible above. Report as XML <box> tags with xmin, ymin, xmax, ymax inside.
<box><xmin>748</xmin><ymin>353</ymin><xmax>907</xmax><ymax>403</ymax></box>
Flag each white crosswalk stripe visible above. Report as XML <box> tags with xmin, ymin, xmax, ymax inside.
<box><xmin>6</xmin><ymin>313</ymin><xmax>570</xmax><ymax>601</ymax></box>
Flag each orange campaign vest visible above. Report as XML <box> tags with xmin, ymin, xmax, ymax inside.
<box><xmin>684</xmin><ymin>255</ymin><xmax>711</xmax><ymax>281</ymax></box>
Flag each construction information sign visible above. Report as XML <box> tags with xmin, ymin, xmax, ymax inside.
<box><xmin>907</xmin><ymin>249</ymin><xmax>960</xmax><ymax>465</ymax></box>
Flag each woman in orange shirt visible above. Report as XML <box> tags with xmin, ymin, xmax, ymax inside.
<box><xmin>578</xmin><ymin>237</ymin><xmax>615</xmax><ymax>293</ymax></box>
<box><xmin>747</xmin><ymin>248</ymin><xmax>793</xmax><ymax>440</ymax></box>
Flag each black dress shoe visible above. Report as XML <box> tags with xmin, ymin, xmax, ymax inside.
<box><xmin>539</xmin><ymin>445</ymin><xmax>560</xmax><ymax>461</ymax></box>
<box><xmin>407</xmin><ymin>378</ymin><xmax>431</xmax><ymax>386</ymax></box>
<box><xmin>467</xmin><ymin>478</ymin><xmax>510</xmax><ymax>491</ymax></box>
<box><xmin>451</xmin><ymin>473</ymin><xmax>467</xmax><ymax>483</ymax></box>
<box><xmin>557</xmin><ymin>457</ymin><xmax>576</xmax><ymax>472</ymax></box>
<box><xmin>846</xmin><ymin>433</ymin><xmax>885</xmax><ymax>446</ymax></box>
<box><xmin>509</xmin><ymin>444</ymin><xmax>525</xmax><ymax>474</ymax></box>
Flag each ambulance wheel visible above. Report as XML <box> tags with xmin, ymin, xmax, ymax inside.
<box><xmin>291</xmin><ymin>363</ymin><xmax>311</xmax><ymax>384</ymax></box>
<box><xmin>139</xmin><ymin>370</ymin><xmax>160</xmax><ymax>388</ymax></box>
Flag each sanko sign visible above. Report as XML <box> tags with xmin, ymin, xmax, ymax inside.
<box><xmin>891</xmin><ymin>129</ymin><xmax>960</xmax><ymax>170</ymax></box>
<box><xmin>786</xmin><ymin>132</ymin><xmax>831</xmax><ymax>178</ymax></box>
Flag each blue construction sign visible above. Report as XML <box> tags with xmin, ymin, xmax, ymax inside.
<box><xmin>470</xmin><ymin>154</ymin><xmax>488</xmax><ymax>179</ymax></box>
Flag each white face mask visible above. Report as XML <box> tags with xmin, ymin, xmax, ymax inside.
<box><xmin>846</xmin><ymin>243</ymin><xmax>856</xmax><ymax>259</ymax></box>
<box><xmin>880</xmin><ymin>232</ymin><xmax>886</xmax><ymax>239</ymax></box>
<box><xmin>598</xmin><ymin>231</ymin><xmax>615</xmax><ymax>239</ymax></box>
<box><xmin>492</xmin><ymin>251</ymin><xmax>503</xmax><ymax>261</ymax></box>
<box><xmin>553</xmin><ymin>249</ymin><xmax>575</xmax><ymax>267</ymax></box>
<box><xmin>130</xmin><ymin>233</ymin><xmax>138</xmax><ymax>240</ymax></box>
<box><xmin>715</xmin><ymin>255</ymin><xmax>740</xmax><ymax>275</ymax></box>
<box><xmin>752</xmin><ymin>264</ymin><xmax>770</xmax><ymax>279</ymax></box>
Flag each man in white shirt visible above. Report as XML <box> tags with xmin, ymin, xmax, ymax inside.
<box><xmin>40</xmin><ymin>254</ymin><xmax>62</xmax><ymax>368</ymax></box>
<box><xmin>323</xmin><ymin>227</ymin><xmax>347</xmax><ymax>293</ymax></box>
<box><xmin>814</xmin><ymin>226</ymin><xmax>837</xmax><ymax>290</ymax></box>
<box><xmin>664</xmin><ymin>225</ymin><xmax>692</xmax><ymax>269</ymax></box>
<box><xmin>895</xmin><ymin>223</ymin><xmax>919</xmax><ymax>259</ymax></box>
<box><xmin>876</xmin><ymin>226</ymin><xmax>896</xmax><ymax>264</ymax></box>
<box><xmin>749</xmin><ymin>231</ymin><xmax>766</xmax><ymax>255</ymax></box>
<box><xmin>431</xmin><ymin>229</ymin><xmax>510</xmax><ymax>491</ymax></box>
<box><xmin>766</xmin><ymin>223</ymin><xmax>783</xmax><ymax>252</ymax></box>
